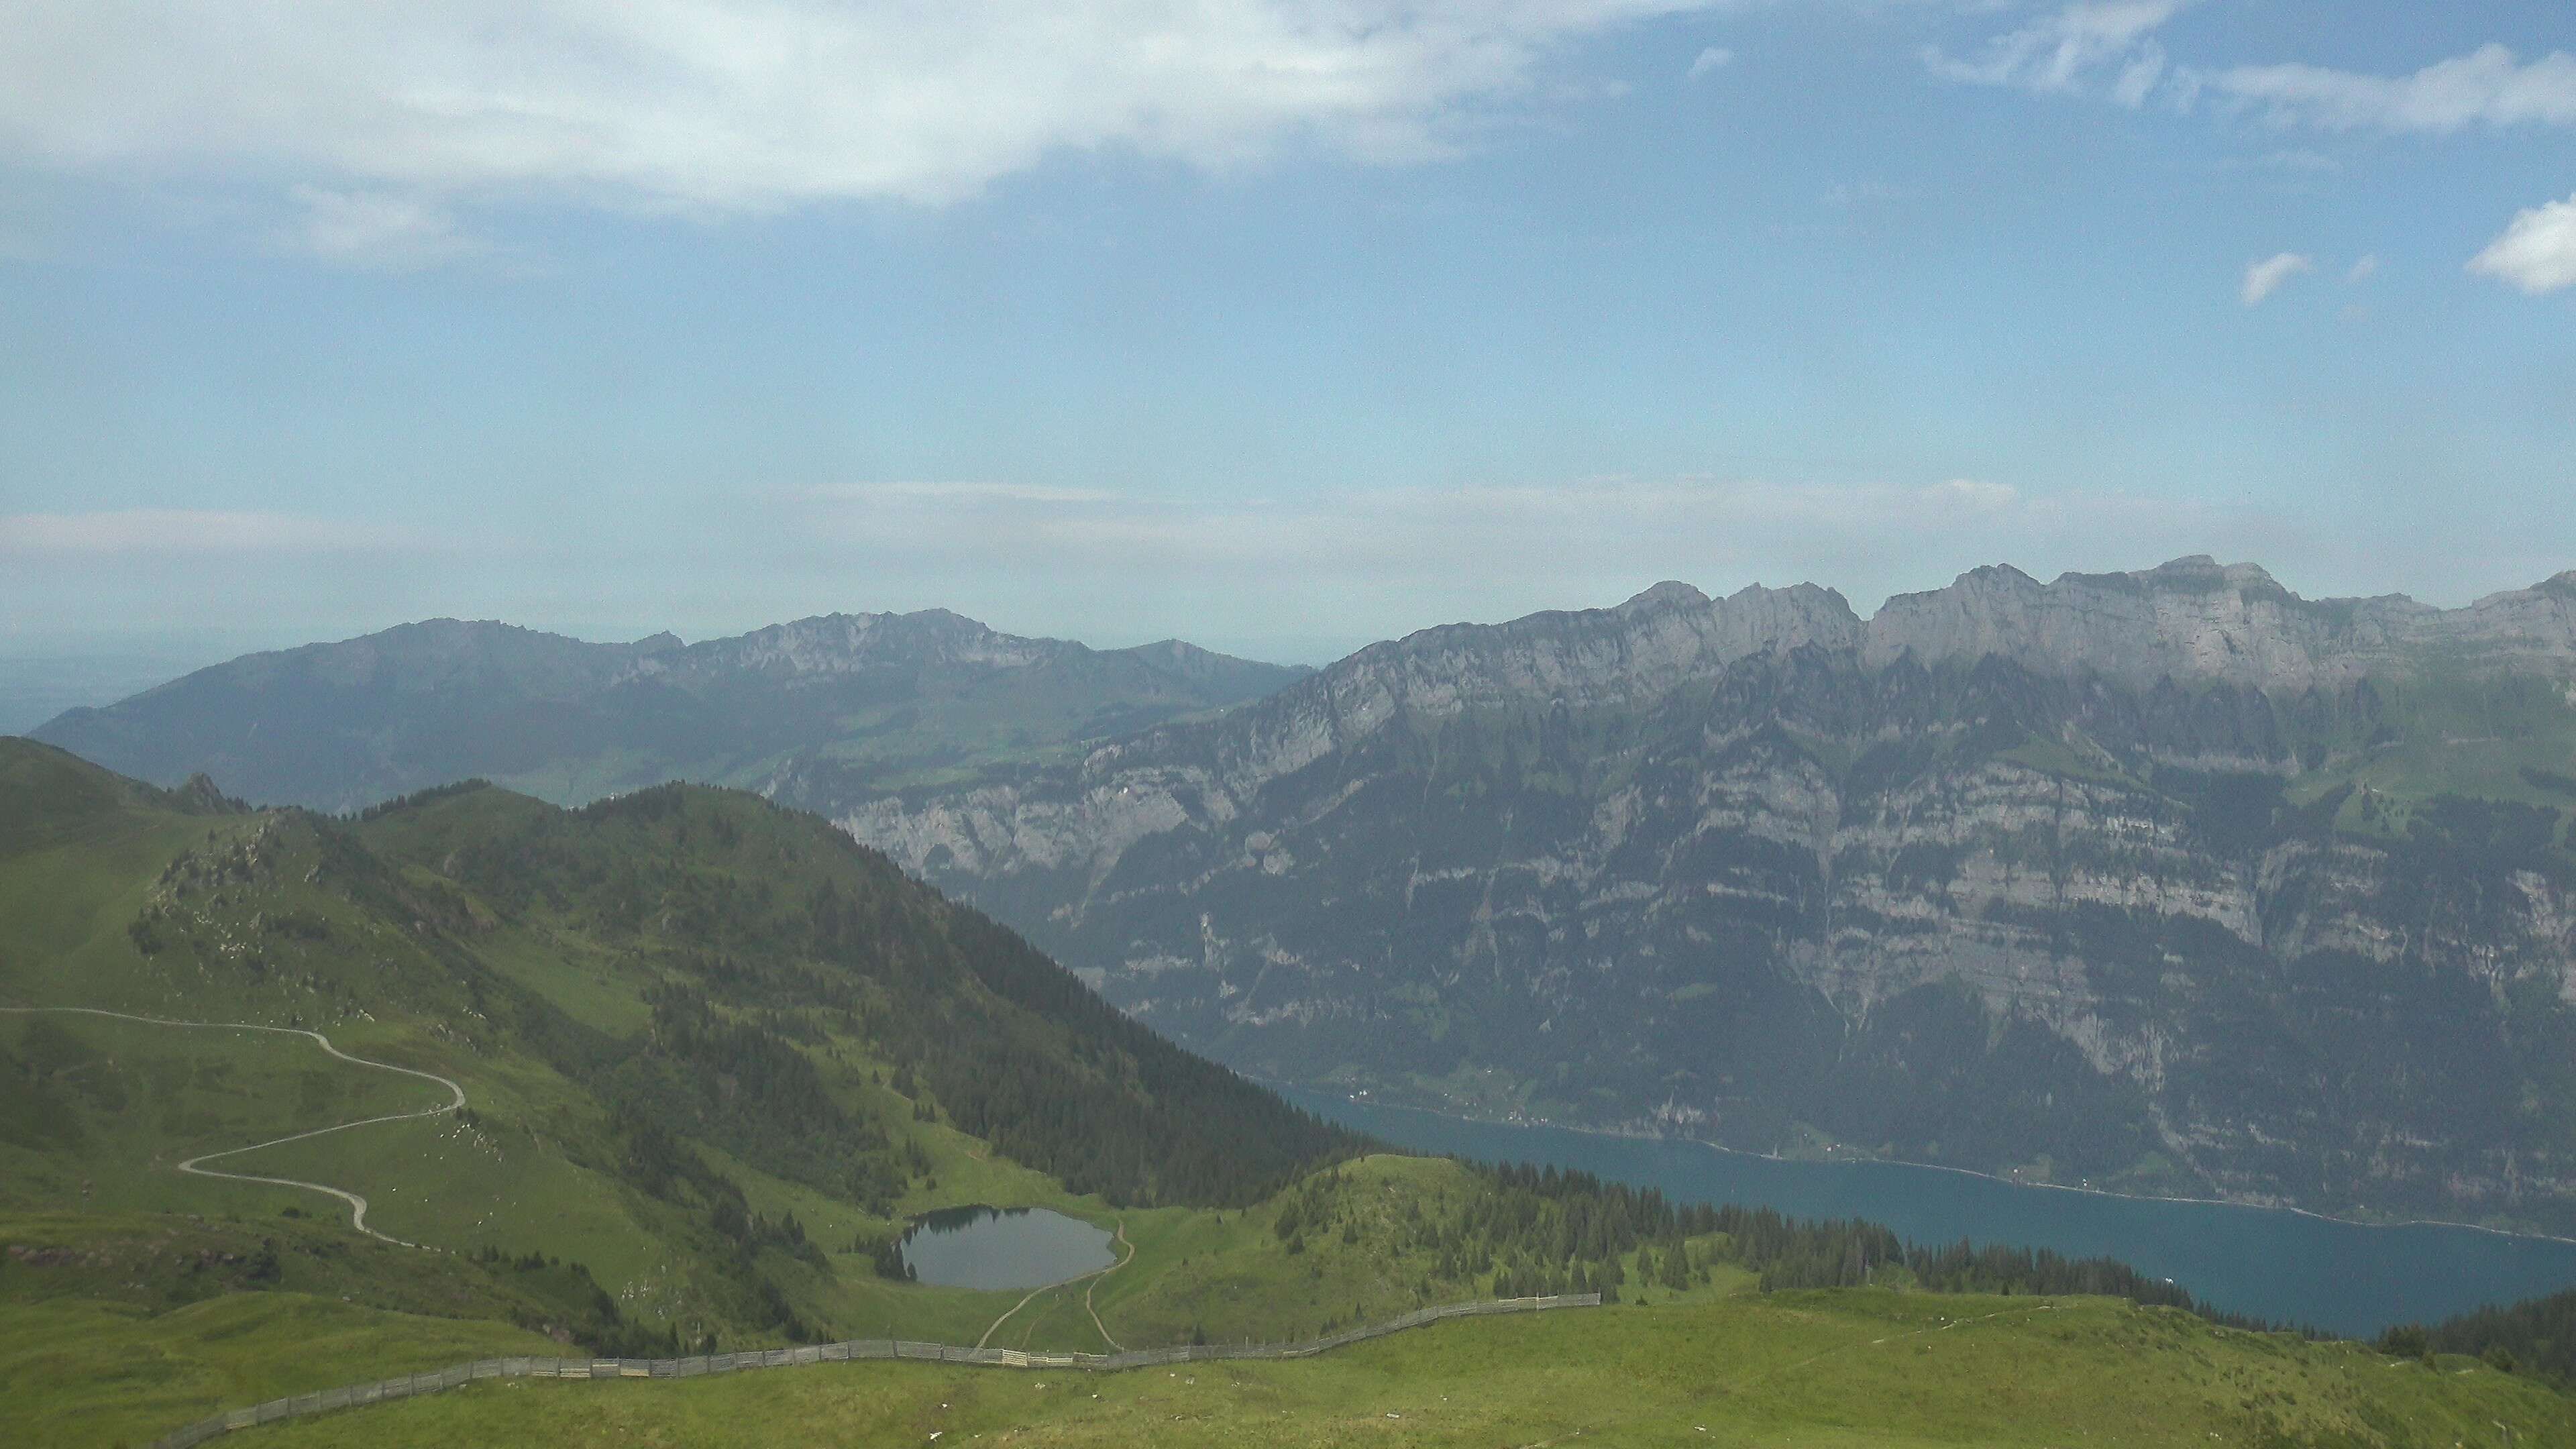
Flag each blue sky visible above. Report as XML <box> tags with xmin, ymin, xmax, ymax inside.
<box><xmin>2</xmin><ymin>0</ymin><xmax>2571</xmax><ymax>667</ymax></box>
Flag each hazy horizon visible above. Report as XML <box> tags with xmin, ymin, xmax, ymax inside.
<box><xmin>7</xmin><ymin>1</ymin><xmax>2573</xmax><ymax>677</ymax></box>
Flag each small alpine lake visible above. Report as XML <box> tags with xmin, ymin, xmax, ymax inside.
<box><xmin>1281</xmin><ymin>1087</ymin><xmax>2576</xmax><ymax>1338</ymax></box>
<box><xmin>898</xmin><ymin>1205</ymin><xmax>1115</xmax><ymax>1291</ymax></box>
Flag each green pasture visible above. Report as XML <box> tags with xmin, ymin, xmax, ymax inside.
<box><xmin>187</xmin><ymin>1291</ymin><xmax>2576</xmax><ymax>1449</ymax></box>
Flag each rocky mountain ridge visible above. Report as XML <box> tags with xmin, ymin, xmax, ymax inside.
<box><xmin>835</xmin><ymin>559</ymin><xmax>2576</xmax><ymax>1234</ymax></box>
<box><xmin>1281</xmin><ymin>556</ymin><xmax>2576</xmax><ymax>733</ymax></box>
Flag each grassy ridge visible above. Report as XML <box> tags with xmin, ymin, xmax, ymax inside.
<box><xmin>0</xmin><ymin>1293</ymin><xmax>555</xmax><ymax>1449</ymax></box>
<box><xmin>0</xmin><ymin>737</ymin><xmax>1359</xmax><ymax>1350</ymax></box>
<box><xmin>213</xmin><ymin>1293</ymin><xmax>2576</xmax><ymax>1449</ymax></box>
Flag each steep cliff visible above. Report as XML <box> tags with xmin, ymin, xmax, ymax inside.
<box><xmin>839</xmin><ymin>561</ymin><xmax>2576</xmax><ymax>1233</ymax></box>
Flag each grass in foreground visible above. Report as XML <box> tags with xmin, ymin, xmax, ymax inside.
<box><xmin>0</xmin><ymin>1292</ymin><xmax>557</xmax><ymax>1449</ymax></box>
<box><xmin>200</xmin><ymin>1291</ymin><xmax>2574</xmax><ymax>1449</ymax></box>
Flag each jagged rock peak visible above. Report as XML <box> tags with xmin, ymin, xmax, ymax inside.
<box><xmin>1327</xmin><ymin>558</ymin><xmax>2575</xmax><ymax>705</ymax></box>
<box><xmin>1862</xmin><ymin>556</ymin><xmax>2576</xmax><ymax>687</ymax></box>
<box><xmin>1617</xmin><ymin>580</ymin><xmax>1711</xmax><ymax>614</ymax></box>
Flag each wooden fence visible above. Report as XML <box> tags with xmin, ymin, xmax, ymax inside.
<box><xmin>151</xmin><ymin>1293</ymin><xmax>1601</xmax><ymax>1448</ymax></box>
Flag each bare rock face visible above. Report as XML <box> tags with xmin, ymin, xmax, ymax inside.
<box><xmin>1864</xmin><ymin>557</ymin><xmax>2576</xmax><ymax>689</ymax></box>
<box><xmin>840</xmin><ymin>561</ymin><xmax>2576</xmax><ymax>1234</ymax></box>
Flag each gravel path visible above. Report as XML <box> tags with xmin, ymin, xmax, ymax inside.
<box><xmin>0</xmin><ymin>1004</ymin><xmax>465</xmax><ymax>1247</ymax></box>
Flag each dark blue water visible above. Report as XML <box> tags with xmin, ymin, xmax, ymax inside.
<box><xmin>1282</xmin><ymin>1087</ymin><xmax>2576</xmax><ymax>1338</ymax></box>
<box><xmin>899</xmin><ymin>1205</ymin><xmax>1114</xmax><ymax>1291</ymax></box>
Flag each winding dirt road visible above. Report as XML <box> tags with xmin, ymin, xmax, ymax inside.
<box><xmin>977</xmin><ymin>1216</ymin><xmax>1134</xmax><ymax>1351</ymax></box>
<box><xmin>0</xmin><ymin>1005</ymin><xmax>465</xmax><ymax>1248</ymax></box>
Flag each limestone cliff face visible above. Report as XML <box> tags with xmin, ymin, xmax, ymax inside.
<box><xmin>1864</xmin><ymin>557</ymin><xmax>2576</xmax><ymax>689</ymax></box>
<box><xmin>836</xmin><ymin>561</ymin><xmax>2576</xmax><ymax>1232</ymax></box>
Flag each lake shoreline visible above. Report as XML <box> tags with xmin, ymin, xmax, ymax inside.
<box><xmin>1271</xmin><ymin>1081</ymin><xmax>2576</xmax><ymax>1252</ymax></box>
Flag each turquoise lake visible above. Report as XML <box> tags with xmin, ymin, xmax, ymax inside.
<box><xmin>899</xmin><ymin>1205</ymin><xmax>1114</xmax><ymax>1291</ymax></box>
<box><xmin>1281</xmin><ymin>1087</ymin><xmax>2576</xmax><ymax>1338</ymax></box>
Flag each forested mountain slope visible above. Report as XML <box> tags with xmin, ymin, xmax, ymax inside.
<box><xmin>839</xmin><ymin>559</ymin><xmax>2576</xmax><ymax>1233</ymax></box>
<box><xmin>29</xmin><ymin>611</ymin><xmax>1305</xmax><ymax>812</ymax></box>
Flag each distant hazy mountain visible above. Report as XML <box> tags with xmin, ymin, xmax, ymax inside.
<box><xmin>28</xmin><ymin>611</ymin><xmax>1307</xmax><ymax>813</ymax></box>
<box><xmin>841</xmin><ymin>559</ymin><xmax>2576</xmax><ymax>1234</ymax></box>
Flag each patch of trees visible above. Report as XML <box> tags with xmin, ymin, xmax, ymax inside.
<box><xmin>351</xmin><ymin>780</ymin><xmax>1366</xmax><ymax>1207</ymax></box>
<box><xmin>2520</xmin><ymin>766</ymin><xmax>2576</xmax><ymax>800</ymax></box>
<box><xmin>1314</xmin><ymin>1159</ymin><xmax>2306</xmax><ymax>1330</ymax></box>
<box><xmin>865</xmin><ymin>902</ymin><xmax>1366</xmax><ymax>1208</ymax></box>
<box><xmin>608</xmin><ymin>1114</ymin><xmax>828</xmax><ymax>1341</ymax></box>
<box><xmin>356</xmin><ymin>779</ymin><xmax>496</xmax><ymax>822</ymax></box>
<box><xmin>850</xmin><ymin>1230</ymin><xmax>914</xmax><ymax>1281</ymax></box>
<box><xmin>464</xmin><ymin>1244</ymin><xmax>684</xmax><ymax>1358</ymax></box>
<box><xmin>606</xmin><ymin>985</ymin><xmax>904</xmax><ymax>1212</ymax></box>
<box><xmin>2385</xmin><ymin>1285</ymin><xmax>2573</xmax><ymax>1385</ymax></box>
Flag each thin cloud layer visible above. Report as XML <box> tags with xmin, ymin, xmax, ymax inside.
<box><xmin>2212</xmin><ymin>44</ymin><xmax>2576</xmax><ymax>133</ymax></box>
<box><xmin>0</xmin><ymin>0</ymin><xmax>1707</xmax><ymax>220</ymax></box>
<box><xmin>1926</xmin><ymin>1</ymin><xmax>2188</xmax><ymax>103</ymax></box>
<box><xmin>2240</xmin><ymin>252</ymin><xmax>2310</xmax><ymax>306</ymax></box>
<box><xmin>2469</xmin><ymin>194</ymin><xmax>2576</xmax><ymax>296</ymax></box>
<box><xmin>0</xmin><ymin>510</ymin><xmax>421</xmax><ymax>556</ymax></box>
<box><xmin>282</xmin><ymin>186</ymin><xmax>486</xmax><ymax>270</ymax></box>
<box><xmin>1932</xmin><ymin>7</ymin><xmax>2576</xmax><ymax>142</ymax></box>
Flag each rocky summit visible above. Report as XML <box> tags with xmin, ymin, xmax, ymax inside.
<box><xmin>839</xmin><ymin>560</ymin><xmax>2576</xmax><ymax>1234</ymax></box>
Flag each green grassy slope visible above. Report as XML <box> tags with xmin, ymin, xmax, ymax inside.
<box><xmin>0</xmin><ymin>737</ymin><xmax>1358</xmax><ymax>1356</ymax></box>
<box><xmin>1</xmin><ymin>1293</ymin><xmax>555</xmax><ymax>1449</ymax></box>
<box><xmin>227</xmin><ymin>1293</ymin><xmax>2576</xmax><ymax>1449</ymax></box>
<box><xmin>9</xmin><ymin>737</ymin><xmax>2572</xmax><ymax>1449</ymax></box>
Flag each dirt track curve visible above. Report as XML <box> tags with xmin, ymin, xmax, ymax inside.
<box><xmin>0</xmin><ymin>1005</ymin><xmax>464</xmax><ymax>1248</ymax></box>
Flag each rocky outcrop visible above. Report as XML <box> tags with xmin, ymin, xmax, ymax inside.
<box><xmin>840</xmin><ymin>561</ymin><xmax>2576</xmax><ymax>1232</ymax></box>
<box><xmin>1864</xmin><ymin>557</ymin><xmax>2576</xmax><ymax>690</ymax></box>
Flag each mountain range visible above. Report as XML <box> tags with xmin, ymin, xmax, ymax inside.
<box><xmin>832</xmin><ymin>559</ymin><xmax>2576</xmax><ymax>1232</ymax></box>
<box><xmin>28</xmin><ymin>611</ymin><xmax>1306</xmax><ymax>814</ymax></box>
<box><xmin>9</xmin><ymin>578</ymin><xmax>2576</xmax><ymax>1444</ymax></box>
<box><xmin>18</xmin><ymin>559</ymin><xmax>2576</xmax><ymax>1234</ymax></box>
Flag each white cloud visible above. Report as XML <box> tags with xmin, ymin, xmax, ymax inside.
<box><xmin>2469</xmin><ymin>194</ymin><xmax>2576</xmax><ymax>295</ymax></box>
<box><xmin>1936</xmin><ymin>18</ymin><xmax>2576</xmax><ymax>144</ymax></box>
<box><xmin>2109</xmin><ymin>42</ymin><xmax>2167</xmax><ymax>107</ymax></box>
<box><xmin>0</xmin><ymin>510</ymin><xmax>420</xmax><ymax>555</ymax></box>
<box><xmin>1929</xmin><ymin>478</ymin><xmax>2018</xmax><ymax>513</ymax></box>
<box><xmin>282</xmin><ymin>186</ymin><xmax>486</xmax><ymax>270</ymax></box>
<box><xmin>2211</xmin><ymin>44</ymin><xmax>2576</xmax><ymax>133</ymax></box>
<box><xmin>1927</xmin><ymin>1</ymin><xmax>2190</xmax><ymax>98</ymax></box>
<box><xmin>2344</xmin><ymin>254</ymin><xmax>2377</xmax><ymax>284</ymax></box>
<box><xmin>2240</xmin><ymin>252</ymin><xmax>2310</xmax><ymax>306</ymax></box>
<box><xmin>1688</xmin><ymin>46</ymin><xmax>1733</xmax><ymax>80</ymax></box>
<box><xmin>0</xmin><ymin>1</ymin><xmax>1710</xmax><ymax>217</ymax></box>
